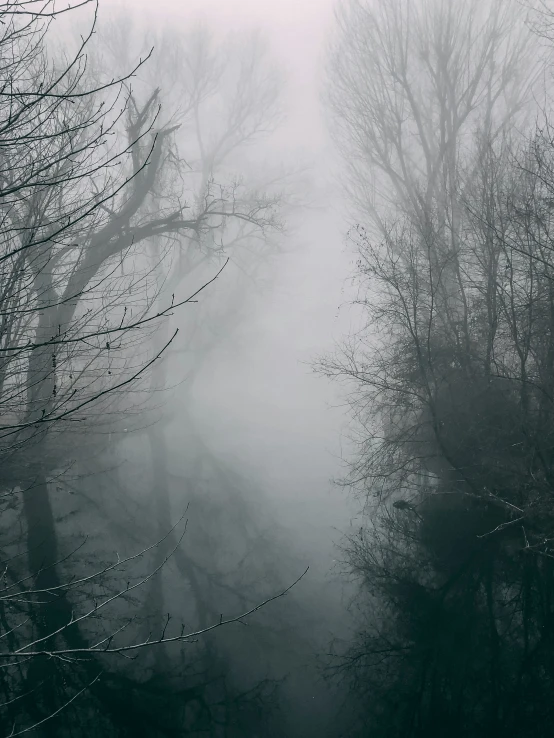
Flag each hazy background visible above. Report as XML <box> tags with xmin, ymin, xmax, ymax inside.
<box><xmin>10</xmin><ymin>1</ymin><xmax>552</xmax><ymax>735</ymax></box>
<box><xmin>110</xmin><ymin>0</ymin><xmax>358</xmax><ymax>574</ymax></box>
<box><xmin>54</xmin><ymin>3</ymin><xmax>366</xmax><ymax>732</ymax></box>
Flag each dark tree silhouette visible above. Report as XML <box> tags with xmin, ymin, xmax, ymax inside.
<box><xmin>321</xmin><ymin>1</ymin><xmax>554</xmax><ymax>735</ymax></box>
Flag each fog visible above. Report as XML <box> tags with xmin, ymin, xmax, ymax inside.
<box><xmin>119</xmin><ymin>0</ymin><xmax>358</xmax><ymax>597</ymax></box>
<box><xmin>136</xmin><ymin>3</ymin><xmax>360</xmax><ymax>730</ymax></box>
<box><xmin>4</xmin><ymin>0</ymin><xmax>554</xmax><ymax>736</ymax></box>
<box><xmin>79</xmin><ymin>0</ymin><xmax>360</xmax><ymax>733</ymax></box>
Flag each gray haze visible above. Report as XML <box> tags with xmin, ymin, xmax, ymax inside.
<box><xmin>5</xmin><ymin>1</ymin><xmax>553</xmax><ymax>735</ymax></box>
<box><xmin>122</xmin><ymin>0</ymin><xmax>358</xmax><ymax>567</ymax></box>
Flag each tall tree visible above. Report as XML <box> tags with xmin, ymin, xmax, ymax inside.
<box><xmin>327</xmin><ymin>0</ymin><xmax>539</xmax><ymax>230</ymax></box>
<box><xmin>321</xmin><ymin>1</ymin><xmax>554</xmax><ymax>734</ymax></box>
<box><xmin>0</xmin><ymin>3</ymin><xmax>305</xmax><ymax>734</ymax></box>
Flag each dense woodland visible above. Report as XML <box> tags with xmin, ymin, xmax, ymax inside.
<box><xmin>322</xmin><ymin>0</ymin><xmax>554</xmax><ymax>736</ymax></box>
<box><xmin>2</xmin><ymin>0</ymin><xmax>554</xmax><ymax>736</ymax></box>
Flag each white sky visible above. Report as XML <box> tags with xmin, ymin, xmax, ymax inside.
<box><xmin>104</xmin><ymin>0</ymin><xmax>337</xmax><ymax>151</ymax></box>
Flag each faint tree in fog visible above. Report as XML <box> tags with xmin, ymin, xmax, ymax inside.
<box><xmin>326</xmin><ymin>0</ymin><xmax>540</xmax><ymax>231</ymax></box>
<box><xmin>320</xmin><ymin>125</ymin><xmax>554</xmax><ymax>550</ymax></box>
<box><xmin>94</xmin><ymin>15</ymin><xmax>293</xmax><ymax>677</ymax></box>
<box><xmin>321</xmin><ymin>0</ymin><xmax>554</xmax><ymax>734</ymax></box>
<box><xmin>142</xmin><ymin>24</ymin><xmax>287</xmax><ymax>672</ymax></box>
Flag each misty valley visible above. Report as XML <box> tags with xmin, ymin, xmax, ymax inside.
<box><xmin>0</xmin><ymin>1</ymin><xmax>554</xmax><ymax>736</ymax></box>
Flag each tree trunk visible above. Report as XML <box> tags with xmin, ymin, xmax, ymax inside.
<box><xmin>145</xmin><ymin>424</ymin><xmax>172</xmax><ymax>673</ymax></box>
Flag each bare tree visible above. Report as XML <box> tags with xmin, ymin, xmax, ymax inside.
<box><xmin>327</xmin><ymin>0</ymin><xmax>541</xmax><ymax>229</ymax></box>
<box><xmin>320</xmin><ymin>2</ymin><xmax>554</xmax><ymax>732</ymax></box>
<box><xmin>323</xmin><ymin>0</ymin><xmax>553</xmax><ymax>515</ymax></box>
<box><xmin>0</xmin><ymin>3</ymin><xmax>308</xmax><ymax>734</ymax></box>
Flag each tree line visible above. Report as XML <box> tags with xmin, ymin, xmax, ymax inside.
<box><xmin>322</xmin><ymin>0</ymin><xmax>554</xmax><ymax>736</ymax></box>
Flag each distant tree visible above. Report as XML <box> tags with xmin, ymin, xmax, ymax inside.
<box><xmin>90</xmin><ymin>6</ymin><xmax>283</xmax><ymax>587</ymax></box>
<box><xmin>326</xmin><ymin>0</ymin><xmax>540</xmax><ymax>232</ymax></box>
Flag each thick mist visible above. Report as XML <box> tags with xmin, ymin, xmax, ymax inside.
<box><xmin>4</xmin><ymin>1</ymin><xmax>549</xmax><ymax>736</ymax></box>
<box><xmin>120</xmin><ymin>0</ymin><xmax>358</xmax><ymax>622</ymax></box>
<box><xmin>85</xmin><ymin>0</ymin><xmax>360</xmax><ymax>735</ymax></box>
